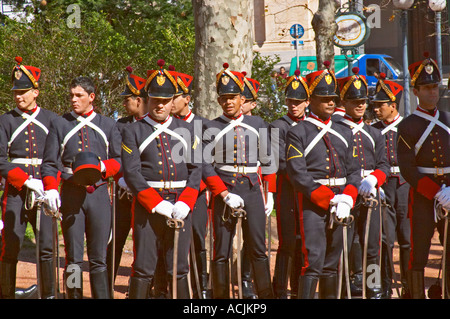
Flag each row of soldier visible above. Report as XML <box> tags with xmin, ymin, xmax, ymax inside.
<box><xmin>0</xmin><ymin>52</ymin><xmax>448</xmax><ymax>300</ymax></box>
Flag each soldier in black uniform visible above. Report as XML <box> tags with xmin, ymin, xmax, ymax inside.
<box><xmin>269</xmin><ymin>69</ymin><xmax>309</xmax><ymax>299</ymax></box>
<box><xmin>397</xmin><ymin>53</ymin><xmax>450</xmax><ymax>299</ymax></box>
<box><xmin>106</xmin><ymin>66</ymin><xmax>148</xmax><ymax>290</ymax></box>
<box><xmin>241</xmin><ymin>71</ymin><xmax>259</xmax><ymax>116</ymax></box>
<box><xmin>336</xmin><ymin>67</ymin><xmax>390</xmax><ymax>299</ymax></box>
<box><xmin>372</xmin><ymin>73</ymin><xmax>411</xmax><ymax>298</ymax></box>
<box><xmin>285</xmin><ymin>62</ymin><xmax>361</xmax><ymax>299</ymax></box>
<box><xmin>41</xmin><ymin>76</ymin><xmax>122</xmax><ymax>299</ymax></box>
<box><xmin>203</xmin><ymin>63</ymin><xmax>276</xmax><ymax>299</ymax></box>
<box><xmin>170</xmin><ymin>66</ymin><xmax>212</xmax><ymax>299</ymax></box>
<box><xmin>122</xmin><ymin>60</ymin><xmax>202</xmax><ymax>299</ymax></box>
<box><xmin>0</xmin><ymin>57</ymin><xmax>58</xmax><ymax>299</ymax></box>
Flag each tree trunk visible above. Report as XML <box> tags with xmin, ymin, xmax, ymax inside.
<box><xmin>312</xmin><ymin>0</ymin><xmax>338</xmax><ymax>71</ymax></box>
<box><xmin>192</xmin><ymin>0</ymin><xmax>254</xmax><ymax>120</ymax></box>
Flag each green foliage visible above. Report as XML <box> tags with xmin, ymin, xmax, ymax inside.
<box><xmin>0</xmin><ymin>0</ymin><xmax>195</xmax><ymax>117</ymax></box>
<box><xmin>251</xmin><ymin>51</ymin><xmax>287</xmax><ymax>123</ymax></box>
<box><xmin>0</xmin><ymin>1</ymin><xmax>282</xmax><ymax>122</ymax></box>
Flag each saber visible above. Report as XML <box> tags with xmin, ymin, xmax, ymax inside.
<box><xmin>362</xmin><ymin>196</ymin><xmax>378</xmax><ymax>299</ymax></box>
<box><xmin>439</xmin><ymin>205</ymin><xmax>449</xmax><ymax>299</ymax></box>
<box><xmin>167</xmin><ymin>218</ymin><xmax>185</xmax><ymax>299</ymax></box>
<box><xmin>35</xmin><ymin>200</ymin><xmax>42</xmax><ymax>299</ymax></box>
<box><xmin>380</xmin><ymin>199</ymin><xmax>401</xmax><ymax>298</ymax></box>
<box><xmin>230</xmin><ymin>207</ymin><xmax>247</xmax><ymax>299</ymax></box>
<box><xmin>331</xmin><ymin>212</ymin><xmax>354</xmax><ymax>299</ymax></box>
<box><xmin>110</xmin><ymin>181</ymin><xmax>116</xmax><ymax>298</ymax></box>
<box><xmin>190</xmin><ymin>233</ymin><xmax>202</xmax><ymax>299</ymax></box>
<box><xmin>263</xmin><ymin>181</ymin><xmax>272</xmax><ymax>274</ymax></box>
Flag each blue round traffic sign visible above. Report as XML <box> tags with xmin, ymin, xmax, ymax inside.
<box><xmin>290</xmin><ymin>24</ymin><xmax>304</xmax><ymax>39</ymax></box>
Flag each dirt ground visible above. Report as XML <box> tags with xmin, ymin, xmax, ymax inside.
<box><xmin>14</xmin><ymin>215</ymin><xmax>445</xmax><ymax>299</ymax></box>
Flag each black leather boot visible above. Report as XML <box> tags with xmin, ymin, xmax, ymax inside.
<box><xmin>65</xmin><ymin>269</ymin><xmax>83</xmax><ymax>299</ymax></box>
<box><xmin>152</xmin><ymin>256</ymin><xmax>168</xmax><ymax>299</ymax></box>
<box><xmin>170</xmin><ymin>275</ymin><xmax>191</xmax><ymax>299</ymax></box>
<box><xmin>380</xmin><ymin>247</ymin><xmax>392</xmax><ymax>299</ymax></box>
<box><xmin>90</xmin><ymin>270</ymin><xmax>111</xmax><ymax>299</ymax></box>
<box><xmin>366</xmin><ymin>258</ymin><xmax>382</xmax><ymax>299</ymax></box>
<box><xmin>15</xmin><ymin>285</ymin><xmax>38</xmax><ymax>299</ymax></box>
<box><xmin>319</xmin><ymin>274</ymin><xmax>338</xmax><ymax>299</ymax></box>
<box><xmin>0</xmin><ymin>262</ymin><xmax>16</xmax><ymax>299</ymax></box>
<box><xmin>242</xmin><ymin>251</ymin><xmax>256</xmax><ymax>299</ymax></box>
<box><xmin>297</xmin><ymin>275</ymin><xmax>318</xmax><ymax>299</ymax></box>
<box><xmin>128</xmin><ymin>276</ymin><xmax>151</xmax><ymax>299</ymax></box>
<box><xmin>40</xmin><ymin>260</ymin><xmax>55</xmax><ymax>299</ymax></box>
<box><xmin>272</xmin><ymin>252</ymin><xmax>290</xmax><ymax>299</ymax></box>
<box><xmin>191</xmin><ymin>251</ymin><xmax>211</xmax><ymax>299</ymax></box>
<box><xmin>211</xmin><ymin>260</ymin><xmax>229</xmax><ymax>299</ymax></box>
<box><xmin>399</xmin><ymin>247</ymin><xmax>411</xmax><ymax>299</ymax></box>
<box><xmin>407</xmin><ymin>269</ymin><xmax>425</xmax><ymax>299</ymax></box>
<box><xmin>252</xmin><ymin>258</ymin><xmax>274</xmax><ymax>299</ymax></box>
<box><xmin>350</xmin><ymin>241</ymin><xmax>363</xmax><ymax>297</ymax></box>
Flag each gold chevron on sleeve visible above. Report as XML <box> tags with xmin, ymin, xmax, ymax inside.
<box><xmin>397</xmin><ymin>135</ymin><xmax>411</xmax><ymax>150</ymax></box>
<box><xmin>122</xmin><ymin>142</ymin><xmax>133</xmax><ymax>154</ymax></box>
<box><xmin>287</xmin><ymin>144</ymin><xmax>303</xmax><ymax>161</ymax></box>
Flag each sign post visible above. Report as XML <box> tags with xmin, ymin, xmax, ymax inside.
<box><xmin>290</xmin><ymin>24</ymin><xmax>304</xmax><ymax>71</ymax></box>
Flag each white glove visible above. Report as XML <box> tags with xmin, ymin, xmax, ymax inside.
<box><xmin>153</xmin><ymin>200</ymin><xmax>174</xmax><ymax>219</ymax></box>
<box><xmin>0</xmin><ymin>219</ymin><xmax>3</xmax><ymax>231</ymax></box>
<box><xmin>265</xmin><ymin>192</ymin><xmax>274</xmax><ymax>217</ymax></box>
<box><xmin>100</xmin><ymin>161</ymin><xmax>106</xmax><ymax>173</ymax></box>
<box><xmin>44</xmin><ymin>189</ymin><xmax>61</xmax><ymax>213</ymax></box>
<box><xmin>223</xmin><ymin>193</ymin><xmax>244</xmax><ymax>209</ymax></box>
<box><xmin>435</xmin><ymin>186</ymin><xmax>450</xmax><ymax>210</ymax></box>
<box><xmin>24</xmin><ymin>177</ymin><xmax>44</xmax><ymax>197</ymax></box>
<box><xmin>359</xmin><ymin>175</ymin><xmax>378</xmax><ymax>198</ymax></box>
<box><xmin>172</xmin><ymin>201</ymin><xmax>191</xmax><ymax>220</ymax></box>
<box><xmin>379</xmin><ymin>187</ymin><xmax>386</xmax><ymax>202</ymax></box>
<box><xmin>335</xmin><ymin>194</ymin><xmax>353</xmax><ymax>219</ymax></box>
<box><xmin>117</xmin><ymin>177</ymin><xmax>130</xmax><ymax>192</ymax></box>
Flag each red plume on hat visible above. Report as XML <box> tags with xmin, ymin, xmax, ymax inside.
<box><xmin>352</xmin><ymin>67</ymin><xmax>360</xmax><ymax>75</ymax></box>
<box><xmin>126</xmin><ymin>66</ymin><xmax>133</xmax><ymax>73</ymax></box>
<box><xmin>157</xmin><ymin>59</ymin><xmax>165</xmax><ymax>68</ymax></box>
<box><xmin>379</xmin><ymin>72</ymin><xmax>386</xmax><ymax>80</ymax></box>
<box><xmin>15</xmin><ymin>56</ymin><xmax>23</xmax><ymax>65</ymax></box>
<box><xmin>168</xmin><ymin>65</ymin><xmax>176</xmax><ymax>71</ymax></box>
<box><xmin>323</xmin><ymin>61</ymin><xmax>331</xmax><ymax>69</ymax></box>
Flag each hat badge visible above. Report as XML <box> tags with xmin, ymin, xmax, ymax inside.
<box><xmin>354</xmin><ymin>79</ymin><xmax>361</xmax><ymax>89</ymax></box>
<box><xmin>292</xmin><ymin>81</ymin><xmax>299</xmax><ymax>90</ymax></box>
<box><xmin>425</xmin><ymin>64</ymin><xmax>434</xmax><ymax>75</ymax></box>
<box><xmin>221</xmin><ymin>75</ymin><xmax>230</xmax><ymax>85</ymax></box>
<box><xmin>15</xmin><ymin>69</ymin><xmax>22</xmax><ymax>80</ymax></box>
<box><xmin>325</xmin><ymin>74</ymin><xmax>332</xmax><ymax>85</ymax></box>
<box><xmin>157</xmin><ymin>73</ymin><xmax>166</xmax><ymax>86</ymax></box>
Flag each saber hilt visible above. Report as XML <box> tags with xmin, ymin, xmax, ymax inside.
<box><xmin>166</xmin><ymin>218</ymin><xmax>185</xmax><ymax>229</ymax></box>
<box><xmin>230</xmin><ymin>207</ymin><xmax>247</xmax><ymax>219</ymax></box>
<box><xmin>363</xmin><ymin>196</ymin><xmax>378</xmax><ymax>208</ymax></box>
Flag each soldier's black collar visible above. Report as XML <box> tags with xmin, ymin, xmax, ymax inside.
<box><xmin>308</xmin><ymin>112</ymin><xmax>331</xmax><ymax>125</ymax></box>
<box><xmin>343</xmin><ymin>114</ymin><xmax>363</xmax><ymax>124</ymax></box>
<box><xmin>416</xmin><ymin>105</ymin><xmax>437</xmax><ymax>116</ymax></box>
<box><xmin>383</xmin><ymin>113</ymin><xmax>401</xmax><ymax>125</ymax></box>
<box><xmin>222</xmin><ymin>112</ymin><xmax>243</xmax><ymax>121</ymax></box>
<box><xmin>287</xmin><ymin>112</ymin><xmax>304</xmax><ymax>122</ymax></box>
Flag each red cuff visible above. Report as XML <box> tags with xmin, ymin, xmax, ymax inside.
<box><xmin>370</xmin><ymin>169</ymin><xmax>387</xmax><ymax>187</ymax></box>
<box><xmin>178</xmin><ymin>186</ymin><xmax>199</xmax><ymax>211</ymax></box>
<box><xmin>263</xmin><ymin>173</ymin><xmax>277</xmax><ymax>193</ymax></box>
<box><xmin>102</xmin><ymin>159</ymin><xmax>121</xmax><ymax>178</ymax></box>
<box><xmin>199</xmin><ymin>180</ymin><xmax>207</xmax><ymax>192</ymax></box>
<box><xmin>343</xmin><ymin>184</ymin><xmax>358</xmax><ymax>206</ymax></box>
<box><xmin>310</xmin><ymin>185</ymin><xmax>335</xmax><ymax>210</ymax></box>
<box><xmin>43</xmin><ymin>176</ymin><xmax>59</xmax><ymax>191</ymax></box>
<box><xmin>113</xmin><ymin>171</ymin><xmax>124</xmax><ymax>184</ymax></box>
<box><xmin>137</xmin><ymin>187</ymin><xmax>163</xmax><ymax>213</ymax></box>
<box><xmin>7</xmin><ymin>167</ymin><xmax>29</xmax><ymax>190</ymax></box>
<box><xmin>205</xmin><ymin>175</ymin><xmax>228</xmax><ymax>197</ymax></box>
<box><xmin>417</xmin><ymin>176</ymin><xmax>441</xmax><ymax>200</ymax></box>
